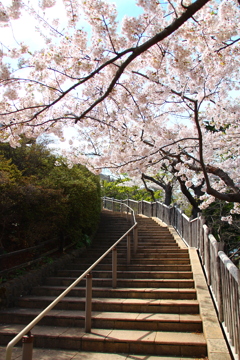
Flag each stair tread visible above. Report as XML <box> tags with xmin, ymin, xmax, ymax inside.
<box><xmin>0</xmin><ymin>324</ymin><xmax>206</xmax><ymax>345</ymax></box>
<box><xmin>71</xmin><ymin>271</ymin><xmax>193</xmax><ymax>274</ymax></box>
<box><xmin>47</xmin><ymin>276</ymin><xmax>193</xmax><ymax>281</ymax></box>
<box><xmin>17</xmin><ymin>295</ymin><xmax>199</xmax><ymax>305</ymax></box>
<box><xmin>31</xmin><ymin>286</ymin><xmax>196</xmax><ymax>292</ymax></box>
<box><xmin>0</xmin><ymin>346</ymin><xmax>208</xmax><ymax>360</ymax></box>
<box><xmin>1</xmin><ymin>308</ymin><xmax>202</xmax><ymax>322</ymax></box>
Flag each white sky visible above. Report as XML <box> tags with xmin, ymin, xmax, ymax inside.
<box><xmin>1</xmin><ymin>0</ymin><xmax>143</xmax><ymax>50</ymax></box>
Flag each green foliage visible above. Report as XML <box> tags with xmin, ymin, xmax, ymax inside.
<box><xmin>101</xmin><ymin>177</ymin><xmax>163</xmax><ymax>201</ymax></box>
<box><xmin>181</xmin><ymin>203</ymin><xmax>193</xmax><ymax>218</ymax></box>
<box><xmin>0</xmin><ymin>141</ymin><xmax>101</xmax><ymax>252</ymax></box>
<box><xmin>203</xmin><ymin>200</ymin><xmax>240</xmax><ymax>259</ymax></box>
<box><xmin>204</xmin><ymin>121</ymin><xmax>230</xmax><ymax>134</ymax></box>
<box><xmin>42</xmin><ymin>256</ymin><xmax>54</xmax><ymax>264</ymax></box>
<box><xmin>40</xmin><ymin>159</ymin><xmax>101</xmax><ymax>240</ymax></box>
<box><xmin>0</xmin><ymin>137</ymin><xmax>57</xmax><ymax>179</ymax></box>
<box><xmin>0</xmin><ymin>156</ymin><xmax>22</xmax><ymax>184</ymax></box>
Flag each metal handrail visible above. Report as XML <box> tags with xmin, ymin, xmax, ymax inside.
<box><xmin>5</xmin><ymin>200</ymin><xmax>137</xmax><ymax>360</ymax></box>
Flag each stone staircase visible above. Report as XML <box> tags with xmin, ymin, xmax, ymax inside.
<box><xmin>0</xmin><ymin>210</ymin><xmax>209</xmax><ymax>359</ymax></box>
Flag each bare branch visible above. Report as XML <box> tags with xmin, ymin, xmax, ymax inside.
<box><xmin>216</xmin><ymin>37</ymin><xmax>240</xmax><ymax>53</ymax></box>
<box><xmin>102</xmin><ymin>15</ymin><xmax>117</xmax><ymax>54</ymax></box>
<box><xmin>141</xmin><ymin>174</ymin><xmax>156</xmax><ymax>201</ymax></box>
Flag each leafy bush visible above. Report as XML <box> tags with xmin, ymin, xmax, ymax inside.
<box><xmin>0</xmin><ymin>142</ymin><xmax>101</xmax><ymax>252</ymax></box>
<box><xmin>101</xmin><ymin>177</ymin><xmax>163</xmax><ymax>201</ymax></box>
<box><xmin>41</xmin><ymin>160</ymin><xmax>101</xmax><ymax>245</ymax></box>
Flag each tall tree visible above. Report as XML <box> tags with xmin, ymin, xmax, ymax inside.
<box><xmin>141</xmin><ymin>173</ymin><xmax>174</xmax><ymax>206</ymax></box>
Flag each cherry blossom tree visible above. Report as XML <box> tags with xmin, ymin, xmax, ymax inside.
<box><xmin>0</xmin><ymin>0</ymin><xmax>240</xmax><ymax>218</ymax></box>
<box><xmin>141</xmin><ymin>172</ymin><xmax>175</xmax><ymax>206</ymax></box>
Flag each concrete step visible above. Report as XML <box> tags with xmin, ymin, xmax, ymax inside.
<box><xmin>16</xmin><ymin>296</ymin><xmax>200</xmax><ymax>313</ymax></box>
<box><xmin>0</xmin><ymin>325</ymin><xmax>207</xmax><ymax>357</ymax></box>
<box><xmin>0</xmin><ymin>308</ymin><xmax>203</xmax><ymax>332</ymax></box>
<box><xmin>31</xmin><ymin>286</ymin><xmax>197</xmax><ymax>300</ymax></box>
<box><xmin>121</xmin><ymin>253</ymin><xmax>190</xmax><ymax>259</ymax></box>
<box><xmin>137</xmin><ymin>234</ymin><xmax>175</xmax><ymax>238</ymax></box>
<box><xmin>44</xmin><ymin>277</ymin><xmax>195</xmax><ymax>288</ymax></box>
<box><xmin>119</xmin><ymin>248</ymin><xmax>187</xmax><ymax>253</ymax></box>
<box><xmin>75</xmin><ymin>258</ymin><xmax>191</xmax><ymax>265</ymax></box>
<box><xmin>0</xmin><ymin>346</ymin><xmax>209</xmax><ymax>360</ymax></box>
<box><xmin>81</xmin><ymin>247</ymin><xmax>185</xmax><ymax>255</ymax></box>
<box><xmin>123</xmin><ymin>258</ymin><xmax>191</xmax><ymax>265</ymax></box>
<box><xmin>66</xmin><ymin>264</ymin><xmax>192</xmax><ymax>272</ymax></box>
<box><xmin>55</xmin><ymin>270</ymin><xmax>193</xmax><ymax>280</ymax></box>
<box><xmin>114</xmin><ymin>244</ymin><xmax>182</xmax><ymax>249</ymax></box>
<box><xmin>56</xmin><ymin>264</ymin><xmax>192</xmax><ymax>279</ymax></box>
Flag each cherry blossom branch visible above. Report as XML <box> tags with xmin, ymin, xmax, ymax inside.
<box><xmin>117</xmin><ymin>82</ymin><xmax>146</xmax><ymax>123</ymax></box>
<box><xmin>167</xmin><ymin>0</ymin><xmax>179</xmax><ymax>18</ymax></box>
<box><xmin>216</xmin><ymin>37</ymin><xmax>240</xmax><ymax>53</ymax></box>
<box><xmin>158</xmin><ymin>136</ymin><xmax>240</xmax><ymax>202</ymax></box>
<box><xmin>83</xmin><ymin>116</ymin><xmax>119</xmax><ymax>131</ymax></box>
<box><xmin>0</xmin><ymin>105</ymin><xmax>46</xmax><ymax>117</ymax></box>
<box><xmin>0</xmin><ymin>77</ymin><xmax>62</xmax><ymax>101</ymax></box>
<box><xmin>191</xmin><ymin>100</ymin><xmax>240</xmax><ymax>202</ymax></box>
<box><xmin>131</xmin><ymin>68</ymin><xmax>240</xmax><ymax>202</ymax></box>
<box><xmin>73</xmin><ymin>0</ymin><xmax>210</xmax><ymax>123</ymax></box>
<box><xmin>20</xmin><ymin>47</ymin><xmax>135</xmax><ymax>122</ymax></box>
<box><xmin>189</xmin><ymin>162</ymin><xmax>240</xmax><ymax>194</ymax></box>
<box><xmin>24</xmin><ymin>3</ymin><xmax>64</xmax><ymax>37</ymax></box>
<box><xmin>102</xmin><ymin>15</ymin><xmax>117</xmax><ymax>54</ymax></box>
<box><xmin>94</xmin><ymin>137</ymin><xmax>200</xmax><ymax>172</ymax></box>
<box><xmin>1</xmin><ymin>0</ymin><xmax>210</xmax><ymax>128</ymax></box>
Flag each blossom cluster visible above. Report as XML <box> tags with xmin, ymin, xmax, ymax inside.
<box><xmin>0</xmin><ymin>0</ymin><xmax>240</xmax><ymax>218</ymax></box>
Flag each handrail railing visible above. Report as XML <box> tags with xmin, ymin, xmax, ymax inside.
<box><xmin>122</xmin><ymin>197</ymin><xmax>239</xmax><ymax>360</ymax></box>
<box><xmin>5</xmin><ymin>199</ymin><xmax>138</xmax><ymax>360</ymax></box>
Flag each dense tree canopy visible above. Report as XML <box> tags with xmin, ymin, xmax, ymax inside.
<box><xmin>0</xmin><ymin>140</ymin><xmax>101</xmax><ymax>252</ymax></box>
<box><xmin>0</xmin><ymin>0</ymin><xmax>240</xmax><ymax>220</ymax></box>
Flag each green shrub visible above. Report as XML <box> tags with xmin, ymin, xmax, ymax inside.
<box><xmin>41</xmin><ymin>161</ymin><xmax>101</xmax><ymax>245</ymax></box>
<box><xmin>0</xmin><ymin>144</ymin><xmax>101</xmax><ymax>252</ymax></box>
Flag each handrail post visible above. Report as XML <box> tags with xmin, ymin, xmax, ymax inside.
<box><xmin>85</xmin><ymin>272</ymin><xmax>92</xmax><ymax>333</ymax></box>
<box><xmin>216</xmin><ymin>251</ymin><xmax>223</xmax><ymax>322</ymax></box>
<box><xmin>133</xmin><ymin>226</ymin><xmax>138</xmax><ymax>256</ymax></box>
<box><xmin>22</xmin><ymin>332</ymin><xmax>34</xmax><ymax>360</ymax></box>
<box><xmin>127</xmin><ymin>234</ymin><xmax>131</xmax><ymax>264</ymax></box>
<box><xmin>112</xmin><ymin>247</ymin><xmax>117</xmax><ymax>288</ymax></box>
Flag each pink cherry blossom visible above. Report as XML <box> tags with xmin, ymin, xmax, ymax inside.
<box><xmin>0</xmin><ymin>0</ymin><xmax>239</xmax><ymax>214</ymax></box>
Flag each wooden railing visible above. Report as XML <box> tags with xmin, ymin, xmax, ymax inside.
<box><xmin>108</xmin><ymin>197</ymin><xmax>239</xmax><ymax>360</ymax></box>
<box><xmin>5</xmin><ymin>200</ymin><xmax>138</xmax><ymax>360</ymax></box>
